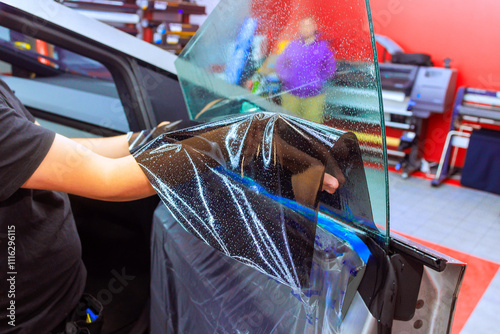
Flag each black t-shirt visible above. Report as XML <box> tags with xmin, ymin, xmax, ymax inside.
<box><xmin>0</xmin><ymin>78</ymin><xmax>86</xmax><ymax>333</ymax></box>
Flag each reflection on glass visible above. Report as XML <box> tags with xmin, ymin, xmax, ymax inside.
<box><xmin>274</xmin><ymin>16</ymin><xmax>336</xmax><ymax>123</ymax></box>
<box><xmin>0</xmin><ymin>26</ymin><xmax>112</xmax><ymax>80</ymax></box>
<box><xmin>175</xmin><ymin>0</ymin><xmax>388</xmax><ymax>244</ymax></box>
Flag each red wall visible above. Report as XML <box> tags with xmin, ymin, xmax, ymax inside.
<box><xmin>250</xmin><ymin>0</ymin><xmax>500</xmax><ymax>163</ymax></box>
<box><xmin>252</xmin><ymin>0</ymin><xmax>373</xmax><ymax>61</ymax></box>
<box><xmin>370</xmin><ymin>0</ymin><xmax>500</xmax><ymax>162</ymax></box>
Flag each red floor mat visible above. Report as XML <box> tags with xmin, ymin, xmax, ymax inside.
<box><xmin>392</xmin><ymin>231</ymin><xmax>500</xmax><ymax>333</ymax></box>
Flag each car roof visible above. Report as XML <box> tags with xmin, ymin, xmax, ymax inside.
<box><xmin>1</xmin><ymin>0</ymin><xmax>177</xmax><ymax>75</ymax></box>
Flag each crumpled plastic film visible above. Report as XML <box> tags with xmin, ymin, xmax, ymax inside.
<box><xmin>127</xmin><ymin>120</ymin><xmax>181</xmax><ymax>152</ymax></box>
<box><xmin>151</xmin><ymin>203</ymin><xmax>366</xmax><ymax>334</ymax></box>
<box><xmin>132</xmin><ymin>112</ymin><xmax>353</xmax><ymax>290</ymax></box>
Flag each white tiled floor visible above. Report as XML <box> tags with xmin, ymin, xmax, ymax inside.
<box><xmin>388</xmin><ymin>173</ymin><xmax>500</xmax><ymax>333</ymax></box>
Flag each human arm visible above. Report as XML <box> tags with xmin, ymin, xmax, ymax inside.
<box><xmin>2</xmin><ymin>86</ymin><xmax>153</xmax><ymax>202</ymax></box>
<box><xmin>25</xmin><ymin>118</ymin><xmax>337</xmax><ymax>204</ymax></box>
<box><xmin>72</xmin><ymin>135</ymin><xmax>129</xmax><ymax>159</ymax></box>
<box><xmin>22</xmin><ymin>133</ymin><xmax>156</xmax><ymax>202</ymax></box>
<box><xmin>71</xmin><ymin>121</ymin><xmax>172</xmax><ymax>159</ymax></box>
<box><xmin>34</xmin><ymin>119</ymin><xmax>131</xmax><ymax>159</ymax></box>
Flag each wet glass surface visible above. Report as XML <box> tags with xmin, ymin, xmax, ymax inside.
<box><xmin>175</xmin><ymin>0</ymin><xmax>388</xmax><ymax>243</ymax></box>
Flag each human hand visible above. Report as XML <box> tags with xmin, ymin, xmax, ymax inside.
<box><xmin>157</xmin><ymin>121</ymin><xmax>171</xmax><ymax>129</ymax></box>
<box><xmin>150</xmin><ymin>121</ymin><xmax>174</xmax><ymax>138</ymax></box>
<box><xmin>322</xmin><ymin>173</ymin><xmax>339</xmax><ymax>194</ymax></box>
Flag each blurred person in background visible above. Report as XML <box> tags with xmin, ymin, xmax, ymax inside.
<box><xmin>276</xmin><ymin>15</ymin><xmax>336</xmax><ymax>123</ymax></box>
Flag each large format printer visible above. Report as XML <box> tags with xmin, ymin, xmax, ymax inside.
<box><xmin>380</xmin><ymin>62</ymin><xmax>457</xmax><ymax>177</ymax></box>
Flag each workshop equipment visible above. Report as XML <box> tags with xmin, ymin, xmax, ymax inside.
<box><xmin>375</xmin><ymin>35</ymin><xmax>457</xmax><ymax>178</ymax></box>
<box><xmin>432</xmin><ymin>87</ymin><xmax>500</xmax><ymax>190</ymax></box>
<box><xmin>380</xmin><ymin>63</ymin><xmax>457</xmax><ymax>178</ymax></box>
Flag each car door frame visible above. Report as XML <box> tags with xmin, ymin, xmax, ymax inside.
<box><xmin>0</xmin><ymin>2</ymin><xmax>157</xmax><ymax>135</ymax></box>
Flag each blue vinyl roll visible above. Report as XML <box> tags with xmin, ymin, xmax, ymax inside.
<box><xmin>461</xmin><ymin>129</ymin><xmax>500</xmax><ymax>195</ymax></box>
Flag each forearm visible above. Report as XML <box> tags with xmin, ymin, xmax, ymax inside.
<box><xmin>99</xmin><ymin>155</ymin><xmax>157</xmax><ymax>201</ymax></box>
<box><xmin>72</xmin><ymin>135</ymin><xmax>130</xmax><ymax>159</ymax></box>
<box><xmin>23</xmin><ymin>134</ymin><xmax>156</xmax><ymax>201</ymax></box>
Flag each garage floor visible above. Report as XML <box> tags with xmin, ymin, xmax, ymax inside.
<box><xmin>388</xmin><ymin>172</ymin><xmax>500</xmax><ymax>333</ymax></box>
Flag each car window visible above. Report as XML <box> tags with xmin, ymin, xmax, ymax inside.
<box><xmin>134</xmin><ymin>63</ymin><xmax>190</xmax><ymax>125</ymax></box>
<box><xmin>174</xmin><ymin>0</ymin><xmax>389</xmax><ymax>244</ymax></box>
<box><xmin>0</xmin><ymin>26</ymin><xmax>129</xmax><ymax>133</ymax></box>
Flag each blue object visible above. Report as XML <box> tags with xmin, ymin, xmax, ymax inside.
<box><xmin>225</xmin><ymin>17</ymin><xmax>258</xmax><ymax>85</ymax></box>
<box><xmin>317</xmin><ymin>212</ymin><xmax>371</xmax><ymax>263</ymax></box>
<box><xmin>86</xmin><ymin>308</ymin><xmax>98</xmax><ymax>322</ymax></box>
<box><xmin>461</xmin><ymin>129</ymin><xmax>500</xmax><ymax>194</ymax></box>
<box><xmin>215</xmin><ymin>166</ymin><xmax>372</xmax><ymax>264</ymax></box>
<box><xmin>433</xmin><ymin>87</ymin><xmax>500</xmax><ymax>187</ymax></box>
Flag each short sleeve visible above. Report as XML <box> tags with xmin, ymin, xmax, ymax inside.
<box><xmin>0</xmin><ymin>97</ymin><xmax>55</xmax><ymax>201</ymax></box>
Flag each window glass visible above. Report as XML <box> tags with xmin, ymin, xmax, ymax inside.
<box><xmin>0</xmin><ymin>26</ymin><xmax>129</xmax><ymax>132</ymax></box>
<box><xmin>175</xmin><ymin>0</ymin><xmax>389</xmax><ymax>244</ymax></box>
<box><xmin>135</xmin><ymin>64</ymin><xmax>190</xmax><ymax>124</ymax></box>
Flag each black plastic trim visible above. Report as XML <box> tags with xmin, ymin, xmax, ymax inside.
<box><xmin>390</xmin><ymin>237</ymin><xmax>447</xmax><ymax>272</ymax></box>
<box><xmin>29</xmin><ymin>107</ymin><xmax>124</xmax><ymax>137</ymax></box>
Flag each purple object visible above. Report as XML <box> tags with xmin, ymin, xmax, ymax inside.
<box><xmin>276</xmin><ymin>38</ymin><xmax>336</xmax><ymax>98</ymax></box>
